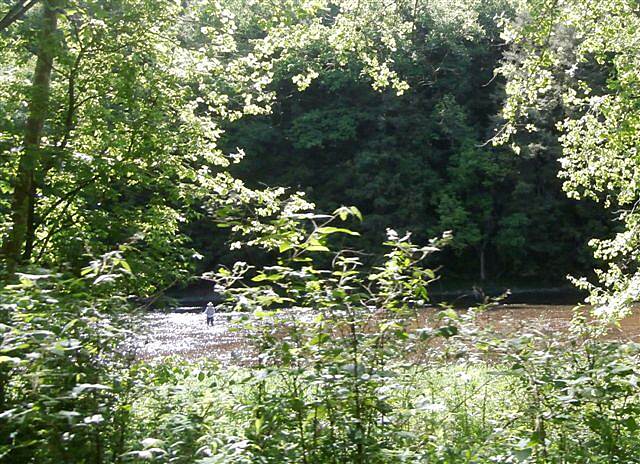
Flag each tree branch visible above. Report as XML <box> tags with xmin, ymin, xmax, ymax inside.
<box><xmin>0</xmin><ymin>0</ymin><xmax>39</xmax><ymax>32</ymax></box>
<box><xmin>35</xmin><ymin>173</ymin><xmax>100</xmax><ymax>229</ymax></box>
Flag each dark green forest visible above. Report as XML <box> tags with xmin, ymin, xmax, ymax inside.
<box><xmin>203</xmin><ymin>2</ymin><xmax>612</xmax><ymax>286</ymax></box>
<box><xmin>3</xmin><ymin>0</ymin><xmax>640</xmax><ymax>463</ymax></box>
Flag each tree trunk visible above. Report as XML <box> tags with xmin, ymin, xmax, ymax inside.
<box><xmin>2</xmin><ymin>0</ymin><xmax>59</xmax><ymax>274</ymax></box>
<box><xmin>22</xmin><ymin>181</ymin><xmax>36</xmax><ymax>261</ymax></box>
<box><xmin>479</xmin><ymin>245</ymin><xmax>486</xmax><ymax>282</ymax></box>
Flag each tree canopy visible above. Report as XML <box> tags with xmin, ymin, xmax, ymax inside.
<box><xmin>0</xmin><ymin>0</ymin><xmax>415</xmax><ymax>293</ymax></box>
<box><xmin>499</xmin><ymin>0</ymin><xmax>640</xmax><ymax>314</ymax></box>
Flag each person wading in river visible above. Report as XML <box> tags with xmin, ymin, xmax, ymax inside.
<box><xmin>203</xmin><ymin>301</ymin><xmax>216</xmax><ymax>326</ymax></box>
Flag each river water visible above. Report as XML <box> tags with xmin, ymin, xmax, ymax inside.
<box><xmin>135</xmin><ymin>305</ymin><xmax>640</xmax><ymax>363</ymax></box>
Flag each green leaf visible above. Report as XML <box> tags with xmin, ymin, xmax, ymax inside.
<box><xmin>349</xmin><ymin>206</ymin><xmax>363</xmax><ymax>221</ymax></box>
<box><xmin>119</xmin><ymin>260</ymin><xmax>132</xmax><ymax>273</ymax></box>
<box><xmin>513</xmin><ymin>448</ymin><xmax>532</xmax><ymax>462</ymax></box>
<box><xmin>279</xmin><ymin>242</ymin><xmax>294</xmax><ymax>253</ymax></box>
<box><xmin>316</xmin><ymin>227</ymin><xmax>360</xmax><ymax>236</ymax></box>
<box><xmin>0</xmin><ymin>356</ymin><xmax>21</xmax><ymax>365</ymax></box>
<box><xmin>255</xmin><ymin>415</ymin><xmax>264</xmax><ymax>435</ymax></box>
<box><xmin>305</xmin><ymin>245</ymin><xmax>330</xmax><ymax>252</ymax></box>
<box><xmin>252</xmin><ymin>273</ymin><xmax>283</xmax><ymax>282</ymax></box>
<box><xmin>437</xmin><ymin>325</ymin><xmax>458</xmax><ymax>338</ymax></box>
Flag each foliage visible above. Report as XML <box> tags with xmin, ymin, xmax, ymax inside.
<box><xmin>498</xmin><ymin>0</ymin><xmax>640</xmax><ymax>315</ymax></box>
<box><xmin>219</xmin><ymin>0</ymin><xmax>610</xmax><ymax>284</ymax></box>
<box><xmin>123</xmin><ymin>334</ymin><xmax>640</xmax><ymax>464</ymax></box>
<box><xmin>3</xmin><ymin>1</ymin><xmax>640</xmax><ymax>464</ymax></box>
<box><xmin>196</xmin><ymin>207</ymin><xmax>640</xmax><ymax>463</ymax></box>
<box><xmin>206</xmin><ymin>210</ymin><xmax>450</xmax><ymax>462</ymax></box>
<box><xmin>0</xmin><ymin>260</ymin><xmax>139</xmax><ymax>462</ymax></box>
<box><xmin>484</xmin><ymin>318</ymin><xmax>640</xmax><ymax>463</ymax></box>
<box><xmin>0</xmin><ymin>0</ymin><xmax>412</xmax><ymax>293</ymax></box>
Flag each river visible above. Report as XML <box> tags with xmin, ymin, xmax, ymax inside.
<box><xmin>135</xmin><ymin>304</ymin><xmax>640</xmax><ymax>363</ymax></box>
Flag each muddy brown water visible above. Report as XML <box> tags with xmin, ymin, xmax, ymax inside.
<box><xmin>135</xmin><ymin>305</ymin><xmax>640</xmax><ymax>364</ymax></box>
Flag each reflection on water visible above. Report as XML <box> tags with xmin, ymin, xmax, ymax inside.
<box><xmin>136</xmin><ymin>305</ymin><xmax>640</xmax><ymax>363</ymax></box>
<box><xmin>136</xmin><ymin>311</ymin><xmax>255</xmax><ymax>364</ymax></box>
<box><xmin>474</xmin><ymin>304</ymin><xmax>640</xmax><ymax>339</ymax></box>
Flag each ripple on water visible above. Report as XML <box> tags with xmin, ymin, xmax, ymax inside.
<box><xmin>136</xmin><ymin>312</ymin><xmax>254</xmax><ymax>364</ymax></box>
<box><xmin>134</xmin><ymin>305</ymin><xmax>640</xmax><ymax>364</ymax></box>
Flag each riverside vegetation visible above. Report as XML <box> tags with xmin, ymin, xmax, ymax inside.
<box><xmin>3</xmin><ymin>0</ymin><xmax>640</xmax><ymax>463</ymax></box>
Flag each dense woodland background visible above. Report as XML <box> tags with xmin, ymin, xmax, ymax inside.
<box><xmin>201</xmin><ymin>2</ymin><xmax>612</xmax><ymax>287</ymax></box>
<box><xmin>0</xmin><ymin>0</ymin><xmax>615</xmax><ymax>292</ymax></box>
